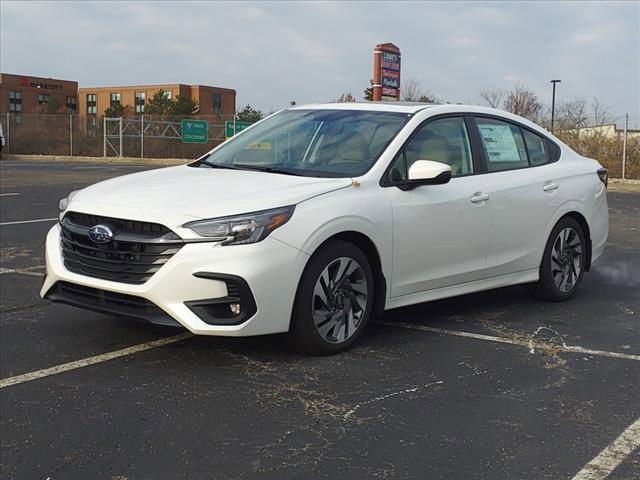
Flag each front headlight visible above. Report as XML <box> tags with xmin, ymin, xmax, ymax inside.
<box><xmin>183</xmin><ymin>205</ymin><xmax>295</xmax><ymax>245</ymax></box>
<box><xmin>58</xmin><ymin>189</ymin><xmax>80</xmax><ymax>211</ymax></box>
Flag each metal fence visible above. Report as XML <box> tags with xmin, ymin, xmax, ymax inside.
<box><xmin>0</xmin><ymin>113</ymin><xmax>235</xmax><ymax>160</ymax></box>
<box><xmin>555</xmin><ymin>130</ymin><xmax>640</xmax><ymax>180</ymax></box>
<box><xmin>0</xmin><ymin>113</ymin><xmax>638</xmax><ymax>179</ymax></box>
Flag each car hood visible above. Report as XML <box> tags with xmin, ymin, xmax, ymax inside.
<box><xmin>68</xmin><ymin>164</ymin><xmax>352</xmax><ymax>228</ymax></box>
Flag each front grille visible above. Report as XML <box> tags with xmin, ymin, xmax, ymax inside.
<box><xmin>47</xmin><ymin>281</ymin><xmax>179</xmax><ymax>326</ymax></box>
<box><xmin>60</xmin><ymin>212</ymin><xmax>183</xmax><ymax>285</ymax></box>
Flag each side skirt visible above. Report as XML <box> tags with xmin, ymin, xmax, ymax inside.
<box><xmin>384</xmin><ymin>269</ymin><xmax>539</xmax><ymax>311</ymax></box>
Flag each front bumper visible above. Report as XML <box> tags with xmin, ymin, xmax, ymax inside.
<box><xmin>41</xmin><ymin>223</ymin><xmax>309</xmax><ymax>336</ymax></box>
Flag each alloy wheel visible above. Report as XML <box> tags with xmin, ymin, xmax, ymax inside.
<box><xmin>312</xmin><ymin>257</ymin><xmax>368</xmax><ymax>344</ymax></box>
<box><xmin>551</xmin><ymin>227</ymin><xmax>583</xmax><ymax>293</ymax></box>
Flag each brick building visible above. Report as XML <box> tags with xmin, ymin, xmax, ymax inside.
<box><xmin>0</xmin><ymin>74</ymin><xmax>236</xmax><ymax>117</ymax></box>
<box><xmin>0</xmin><ymin>73</ymin><xmax>78</xmax><ymax>113</ymax></box>
<box><xmin>78</xmin><ymin>83</ymin><xmax>236</xmax><ymax>117</ymax></box>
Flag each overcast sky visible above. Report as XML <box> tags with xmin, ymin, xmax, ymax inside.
<box><xmin>1</xmin><ymin>1</ymin><xmax>638</xmax><ymax>126</ymax></box>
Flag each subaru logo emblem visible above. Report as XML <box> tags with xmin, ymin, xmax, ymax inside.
<box><xmin>88</xmin><ymin>224</ymin><xmax>114</xmax><ymax>244</ymax></box>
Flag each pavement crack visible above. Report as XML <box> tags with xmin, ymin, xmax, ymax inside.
<box><xmin>343</xmin><ymin>380</ymin><xmax>444</xmax><ymax>420</ymax></box>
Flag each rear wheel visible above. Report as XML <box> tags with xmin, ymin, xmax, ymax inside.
<box><xmin>533</xmin><ymin>217</ymin><xmax>586</xmax><ymax>301</ymax></box>
<box><xmin>289</xmin><ymin>240</ymin><xmax>374</xmax><ymax>355</ymax></box>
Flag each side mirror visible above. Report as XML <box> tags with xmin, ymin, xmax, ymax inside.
<box><xmin>398</xmin><ymin>160</ymin><xmax>451</xmax><ymax>190</ymax></box>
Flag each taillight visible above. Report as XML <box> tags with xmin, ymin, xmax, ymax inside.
<box><xmin>597</xmin><ymin>168</ymin><xmax>608</xmax><ymax>188</ymax></box>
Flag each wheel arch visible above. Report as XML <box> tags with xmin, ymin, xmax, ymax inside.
<box><xmin>306</xmin><ymin>231</ymin><xmax>387</xmax><ymax>317</ymax></box>
<box><xmin>561</xmin><ymin>211</ymin><xmax>592</xmax><ymax>271</ymax></box>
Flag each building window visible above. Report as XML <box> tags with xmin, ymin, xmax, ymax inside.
<box><xmin>66</xmin><ymin>96</ymin><xmax>77</xmax><ymax>111</ymax></box>
<box><xmin>86</xmin><ymin>115</ymin><xmax>97</xmax><ymax>137</ymax></box>
<box><xmin>135</xmin><ymin>92</ymin><xmax>145</xmax><ymax>113</ymax></box>
<box><xmin>38</xmin><ymin>94</ymin><xmax>50</xmax><ymax>105</ymax></box>
<box><xmin>86</xmin><ymin>94</ymin><xmax>97</xmax><ymax>114</ymax></box>
<box><xmin>213</xmin><ymin>93</ymin><xmax>222</xmax><ymax>113</ymax></box>
<box><xmin>110</xmin><ymin>93</ymin><xmax>121</xmax><ymax>108</ymax></box>
<box><xmin>162</xmin><ymin>90</ymin><xmax>172</xmax><ymax>100</ymax></box>
<box><xmin>9</xmin><ymin>91</ymin><xmax>22</xmax><ymax>112</ymax></box>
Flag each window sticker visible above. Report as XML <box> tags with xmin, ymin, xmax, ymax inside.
<box><xmin>478</xmin><ymin>124</ymin><xmax>520</xmax><ymax>162</ymax></box>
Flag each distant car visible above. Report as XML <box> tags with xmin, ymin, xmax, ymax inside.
<box><xmin>42</xmin><ymin>103</ymin><xmax>609</xmax><ymax>354</ymax></box>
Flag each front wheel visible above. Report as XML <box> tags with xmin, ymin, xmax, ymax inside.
<box><xmin>289</xmin><ymin>240</ymin><xmax>374</xmax><ymax>355</ymax></box>
<box><xmin>533</xmin><ymin>217</ymin><xmax>586</xmax><ymax>301</ymax></box>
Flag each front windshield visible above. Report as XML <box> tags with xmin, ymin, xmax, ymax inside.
<box><xmin>199</xmin><ymin>109</ymin><xmax>411</xmax><ymax>177</ymax></box>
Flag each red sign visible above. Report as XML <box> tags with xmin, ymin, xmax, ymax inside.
<box><xmin>382</xmin><ymin>69</ymin><xmax>400</xmax><ymax>80</ymax></box>
<box><xmin>381</xmin><ymin>60</ymin><xmax>400</xmax><ymax>72</ymax></box>
<box><xmin>382</xmin><ymin>87</ymin><xmax>398</xmax><ymax>97</ymax></box>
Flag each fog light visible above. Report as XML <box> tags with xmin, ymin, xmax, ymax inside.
<box><xmin>230</xmin><ymin>303</ymin><xmax>241</xmax><ymax>315</ymax></box>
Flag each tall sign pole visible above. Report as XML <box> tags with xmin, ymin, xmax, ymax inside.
<box><xmin>372</xmin><ymin>43</ymin><xmax>401</xmax><ymax>101</ymax></box>
<box><xmin>372</xmin><ymin>48</ymin><xmax>382</xmax><ymax>101</ymax></box>
<box><xmin>550</xmin><ymin>79</ymin><xmax>561</xmax><ymax>133</ymax></box>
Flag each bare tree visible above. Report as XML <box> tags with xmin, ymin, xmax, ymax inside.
<box><xmin>591</xmin><ymin>97</ymin><xmax>612</xmax><ymax>127</ymax></box>
<box><xmin>479</xmin><ymin>88</ymin><xmax>505</xmax><ymax>109</ymax></box>
<box><xmin>401</xmin><ymin>78</ymin><xmax>423</xmax><ymax>102</ymax></box>
<box><xmin>553</xmin><ymin>98</ymin><xmax>588</xmax><ymax>131</ymax></box>
<box><xmin>401</xmin><ymin>77</ymin><xmax>440</xmax><ymax>103</ymax></box>
<box><xmin>418</xmin><ymin>92</ymin><xmax>439</xmax><ymax>103</ymax></box>
<box><xmin>333</xmin><ymin>92</ymin><xmax>355</xmax><ymax>103</ymax></box>
<box><xmin>502</xmin><ymin>82</ymin><xmax>543</xmax><ymax>122</ymax></box>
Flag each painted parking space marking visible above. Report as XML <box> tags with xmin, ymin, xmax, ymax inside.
<box><xmin>0</xmin><ymin>217</ymin><xmax>58</xmax><ymax>226</ymax></box>
<box><xmin>0</xmin><ymin>267</ymin><xmax>45</xmax><ymax>277</ymax></box>
<box><xmin>377</xmin><ymin>321</ymin><xmax>640</xmax><ymax>362</ymax></box>
<box><xmin>0</xmin><ymin>192</ymin><xmax>20</xmax><ymax>197</ymax></box>
<box><xmin>0</xmin><ymin>333</ymin><xmax>193</xmax><ymax>389</ymax></box>
<box><xmin>571</xmin><ymin>416</ymin><xmax>640</xmax><ymax>480</ymax></box>
<box><xmin>344</xmin><ymin>380</ymin><xmax>444</xmax><ymax>420</ymax></box>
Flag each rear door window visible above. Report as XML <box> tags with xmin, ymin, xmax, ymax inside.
<box><xmin>475</xmin><ymin>117</ymin><xmax>529</xmax><ymax>172</ymax></box>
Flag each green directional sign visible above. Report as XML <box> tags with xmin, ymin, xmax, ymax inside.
<box><xmin>225</xmin><ymin>121</ymin><xmax>253</xmax><ymax>138</ymax></box>
<box><xmin>181</xmin><ymin>119</ymin><xmax>208</xmax><ymax>143</ymax></box>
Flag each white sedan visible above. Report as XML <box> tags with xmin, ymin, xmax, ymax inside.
<box><xmin>42</xmin><ymin>103</ymin><xmax>609</xmax><ymax>354</ymax></box>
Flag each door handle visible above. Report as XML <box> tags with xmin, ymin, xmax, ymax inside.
<box><xmin>543</xmin><ymin>182</ymin><xmax>559</xmax><ymax>192</ymax></box>
<box><xmin>470</xmin><ymin>193</ymin><xmax>490</xmax><ymax>203</ymax></box>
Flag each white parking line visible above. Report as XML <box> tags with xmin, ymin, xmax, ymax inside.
<box><xmin>0</xmin><ymin>217</ymin><xmax>58</xmax><ymax>226</ymax></box>
<box><xmin>0</xmin><ymin>267</ymin><xmax>44</xmax><ymax>277</ymax></box>
<box><xmin>0</xmin><ymin>192</ymin><xmax>20</xmax><ymax>197</ymax></box>
<box><xmin>571</xmin><ymin>416</ymin><xmax>640</xmax><ymax>480</ymax></box>
<box><xmin>377</xmin><ymin>321</ymin><xmax>640</xmax><ymax>362</ymax></box>
<box><xmin>0</xmin><ymin>333</ymin><xmax>193</xmax><ymax>389</ymax></box>
<box><xmin>0</xmin><ymin>265</ymin><xmax>45</xmax><ymax>277</ymax></box>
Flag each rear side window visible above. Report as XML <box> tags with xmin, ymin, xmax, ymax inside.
<box><xmin>476</xmin><ymin>118</ymin><xmax>528</xmax><ymax>172</ymax></box>
<box><xmin>522</xmin><ymin>129</ymin><xmax>548</xmax><ymax>166</ymax></box>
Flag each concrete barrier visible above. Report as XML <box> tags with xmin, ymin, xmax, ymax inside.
<box><xmin>0</xmin><ymin>154</ymin><xmax>191</xmax><ymax>166</ymax></box>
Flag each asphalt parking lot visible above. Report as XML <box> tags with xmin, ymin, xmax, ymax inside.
<box><xmin>1</xmin><ymin>160</ymin><xmax>638</xmax><ymax>480</ymax></box>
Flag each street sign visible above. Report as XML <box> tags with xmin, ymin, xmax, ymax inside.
<box><xmin>225</xmin><ymin>121</ymin><xmax>253</xmax><ymax>138</ymax></box>
<box><xmin>181</xmin><ymin>119</ymin><xmax>208</xmax><ymax>143</ymax></box>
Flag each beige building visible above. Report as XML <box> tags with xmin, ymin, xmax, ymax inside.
<box><xmin>78</xmin><ymin>83</ymin><xmax>236</xmax><ymax>117</ymax></box>
<box><xmin>574</xmin><ymin>124</ymin><xmax>640</xmax><ymax>140</ymax></box>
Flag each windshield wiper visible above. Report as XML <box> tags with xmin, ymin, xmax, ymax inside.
<box><xmin>238</xmin><ymin>165</ymin><xmax>307</xmax><ymax>176</ymax></box>
<box><xmin>199</xmin><ymin>160</ymin><xmax>245</xmax><ymax>170</ymax></box>
<box><xmin>198</xmin><ymin>160</ymin><xmax>306</xmax><ymax>176</ymax></box>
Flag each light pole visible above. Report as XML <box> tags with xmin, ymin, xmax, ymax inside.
<box><xmin>550</xmin><ymin>79</ymin><xmax>561</xmax><ymax>133</ymax></box>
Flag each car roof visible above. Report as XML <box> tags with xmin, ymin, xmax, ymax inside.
<box><xmin>290</xmin><ymin>102</ymin><xmax>510</xmax><ymax>117</ymax></box>
<box><xmin>289</xmin><ymin>102</ymin><xmax>437</xmax><ymax>113</ymax></box>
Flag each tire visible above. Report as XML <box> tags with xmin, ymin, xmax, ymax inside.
<box><xmin>289</xmin><ymin>240</ymin><xmax>375</xmax><ymax>355</ymax></box>
<box><xmin>533</xmin><ymin>217</ymin><xmax>587</xmax><ymax>302</ymax></box>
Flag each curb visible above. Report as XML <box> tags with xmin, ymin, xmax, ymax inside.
<box><xmin>0</xmin><ymin>154</ymin><xmax>191</xmax><ymax>166</ymax></box>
